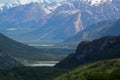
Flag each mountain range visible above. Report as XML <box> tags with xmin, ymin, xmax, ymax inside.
<box><xmin>0</xmin><ymin>0</ymin><xmax>120</xmax><ymax>44</ymax></box>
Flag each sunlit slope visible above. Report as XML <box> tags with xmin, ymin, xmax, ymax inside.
<box><xmin>55</xmin><ymin>58</ymin><xmax>120</xmax><ymax>80</ymax></box>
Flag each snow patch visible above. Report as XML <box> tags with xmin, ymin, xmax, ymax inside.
<box><xmin>91</xmin><ymin>0</ymin><xmax>112</xmax><ymax>6</ymax></box>
<box><xmin>82</xmin><ymin>0</ymin><xmax>113</xmax><ymax>6</ymax></box>
<box><xmin>43</xmin><ymin>2</ymin><xmax>62</xmax><ymax>14</ymax></box>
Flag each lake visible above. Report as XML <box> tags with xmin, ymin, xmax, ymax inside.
<box><xmin>28</xmin><ymin>44</ymin><xmax>54</xmax><ymax>47</ymax></box>
<box><xmin>25</xmin><ymin>64</ymin><xmax>55</xmax><ymax>67</ymax></box>
<box><xmin>24</xmin><ymin>61</ymin><xmax>58</xmax><ymax>67</ymax></box>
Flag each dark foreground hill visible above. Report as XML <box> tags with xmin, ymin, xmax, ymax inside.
<box><xmin>0</xmin><ymin>67</ymin><xmax>68</xmax><ymax>80</ymax></box>
<box><xmin>55</xmin><ymin>35</ymin><xmax>120</xmax><ymax>68</ymax></box>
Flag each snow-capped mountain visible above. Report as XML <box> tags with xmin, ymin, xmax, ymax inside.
<box><xmin>0</xmin><ymin>1</ymin><xmax>20</xmax><ymax>11</ymax></box>
<box><xmin>0</xmin><ymin>0</ymin><xmax>62</xmax><ymax>11</ymax></box>
<box><xmin>81</xmin><ymin>0</ymin><xmax>112</xmax><ymax>5</ymax></box>
<box><xmin>0</xmin><ymin>0</ymin><xmax>113</xmax><ymax>11</ymax></box>
<box><xmin>0</xmin><ymin>0</ymin><xmax>120</xmax><ymax>43</ymax></box>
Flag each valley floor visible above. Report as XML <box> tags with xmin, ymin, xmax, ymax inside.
<box><xmin>0</xmin><ymin>58</ymin><xmax>120</xmax><ymax>80</ymax></box>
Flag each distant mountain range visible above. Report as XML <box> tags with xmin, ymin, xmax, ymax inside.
<box><xmin>0</xmin><ymin>0</ymin><xmax>120</xmax><ymax>43</ymax></box>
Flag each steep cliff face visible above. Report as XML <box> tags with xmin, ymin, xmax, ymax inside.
<box><xmin>55</xmin><ymin>35</ymin><xmax>120</xmax><ymax>68</ymax></box>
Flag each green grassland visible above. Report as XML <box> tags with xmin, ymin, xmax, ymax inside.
<box><xmin>55</xmin><ymin>58</ymin><xmax>120</xmax><ymax>80</ymax></box>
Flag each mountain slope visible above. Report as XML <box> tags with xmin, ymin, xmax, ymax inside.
<box><xmin>55</xmin><ymin>58</ymin><xmax>120</xmax><ymax>80</ymax></box>
<box><xmin>64</xmin><ymin>19</ymin><xmax>120</xmax><ymax>47</ymax></box>
<box><xmin>0</xmin><ymin>2</ymin><xmax>47</xmax><ymax>42</ymax></box>
<box><xmin>27</xmin><ymin>0</ymin><xmax>120</xmax><ymax>42</ymax></box>
<box><xmin>55</xmin><ymin>35</ymin><xmax>120</xmax><ymax>68</ymax></box>
<box><xmin>0</xmin><ymin>50</ymin><xmax>21</xmax><ymax>68</ymax></box>
<box><xmin>28</xmin><ymin>3</ymin><xmax>83</xmax><ymax>41</ymax></box>
<box><xmin>0</xmin><ymin>33</ymin><xmax>68</xmax><ymax>62</ymax></box>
